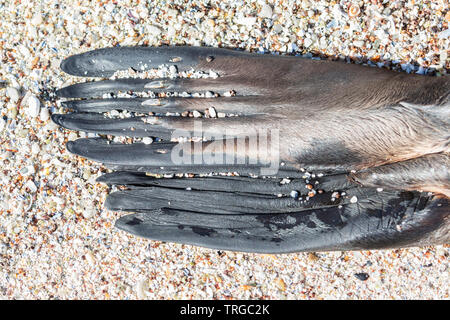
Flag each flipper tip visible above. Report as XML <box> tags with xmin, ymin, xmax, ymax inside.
<box><xmin>66</xmin><ymin>140</ymin><xmax>76</xmax><ymax>153</ymax></box>
<box><xmin>60</xmin><ymin>55</ymin><xmax>86</xmax><ymax>76</ymax></box>
<box><xmin>115</xmin><ymin>214</ymin><xmax>144</xmax><ymax>235</ymax></box>
<box><xmin>51</xmin><ymin>113</ymin><xmax>64</xmax><ymax>126</ymax></box>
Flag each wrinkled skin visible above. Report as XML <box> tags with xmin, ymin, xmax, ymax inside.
<box><xmin>52</xmin><ymin>46</ymin><xmax>449</xmax><ymax>253</ymax></box>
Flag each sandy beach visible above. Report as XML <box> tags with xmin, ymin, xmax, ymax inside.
<box><xmin>0</xmin><ymin>0</ymin><xmax>448</xmax><ymax>299</ymax></box>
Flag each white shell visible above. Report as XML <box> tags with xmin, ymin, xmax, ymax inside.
<box><xmin>31</xmin><ymin>143</ymin><xmax>40</xmax><ymax>154</ymax></box>
<box><xmin>25</xmin><ymin>180</ymin><xmax>37</xmax><ymax>193</ymax></box>
<box><xmin>31</xmin><ymin>13</ymin><xmax>43</xmax><ymax>26</ymax></box>
<box><xmin>208</xmin><ymin>107</ymin><xmax>217</xmax><ymax>118</ymax></box>
<box><xmin>26</xmin><ymin>95</ymin><xmax>41</xmax><ymax>118</ymax></box>
<box><xmin>39</xmin><ymin>107</ymin><xmax>50</xmax><ymax>121</ymax></box>
<box><xmin>142</xmin><ymin>137</ymin><xmax>153</xmax><ymax>145</ymax></box>
<box><xmin>259</xmin><ymin>4</ymin><xmax>273</xmax><ymax>19</ymax></box>
<box><xmin>0</xmin><ymin>118</ymin><xmax>5</xmax><ymax>132</ymax></box>
<box><xmin>147</xmin><ymin>25</ymin><xmax>161</xmax><ymax>35</ymax></box>
<box><xmin>6</xmin><ymin>87</ymin><xmax>20</xmax><ymax>103</ymax></box>
<box><xmin>135</xmin><ymin>279</ymin><xmax>149</xmax><ymax>299</ymax></box>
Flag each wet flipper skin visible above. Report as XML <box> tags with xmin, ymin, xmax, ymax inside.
<box><xmin>59</xmin><ymin>46</ymin><xmax>253</xmax><ymax>77</ymax></box>
<box><xmin>60</xmin><ymin>96</ymin><xmax>274</xmax><ymax>115</ymax></box>
<box><xmin>114</xmin><ymin>193</ymin><xmax>448</xmax><ymax>253</ymax></box>
<box><xmin>56</xmin><ymin>78</ymin><xmax>243</xmax><ymax>98</ymax></box>
<box><xmin>53</xmin><ymin>46</ymin><xmax>449</xmax><ymax>252</ymax></box>
<box><xmin>65</xmin><ymin>138</ymin><xmax>291</xmax><ymax>175</ymax></box>
<box><xmin>97</xmin><ymin>171</ymin><xmax>353</xmax><ymax>194</ymax></box>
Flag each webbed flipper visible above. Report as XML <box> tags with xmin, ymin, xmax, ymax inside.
<box><xmin>53</xmin><ymin>46</ymin><xmax>449</xmax><ymax>252</ymax></box>
<box><xmin>114</xmin><ymin>190</ymin><xmax>448</xmax><ymax>253</ymax></box>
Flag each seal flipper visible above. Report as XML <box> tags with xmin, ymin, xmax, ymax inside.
<box><xmin>56</xmin><ymin>77</ymin><xmax>248</xmax><ymax>99</ymax></box>
<box><xmin>97</xmin><ymin>171</ymin><xmax>353</xmax><ymax>194</ymax></box>
<box><xmin>60</xmin><ymin>96</ymin><xmax>274</xmax><ymax>116</ymax></box>
<box><xmin>59</xmin><ymin>46</ymin><xmax>253</xmax><ymax>77</ymax></box>
<box><xmin>352</xmin><ymin>153</ymin><xmax>450</xmax><ymax>197</ymax></box>
<box><xmin>107</xmin><ymin>169</ymin><xmax>449</xmax><ymax>252</ymax></box>
<box><xmin>102</xmin><ymin>171</ymin><xmax>358</xmax><ymax>214</ymax></box>
<box><xmin>115</xmin><ymin>191</ymin><xmax>448</xmax><ymax>253</ymax></box>
<box><xmin>53</xmin><ymin>46</ymin><xmax>449</xmax><ymax>251</ymax></box>
<box><xmin>64</xmin><ymin>137</ymin><xmax>289</xmax><ymax>176</ymax></box>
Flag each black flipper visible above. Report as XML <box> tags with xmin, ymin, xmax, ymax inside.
<box><xmin>60</xmin><ymin>46</ymin><xmax>253</xmax><ymax>77</ymax></box>
<box><xmin>97</xmin><ymin>171</ymin><xmax>352</xmax><ymax>194</ymax></box>
<box><xmin>56</xmin><ymin>78</ymin><xmax>243</xmax><ymax>98</ymax></box>
<box><xmin>65</xmin><ymin>138</ymin><xmax>290</xmax><ymax>176</ymax></box>
<box><xmin>103</xmin><ymin>165</ymin><xmax>305</xmax><ymax>177</ymax></box>
<box><xmin>104</xmin><ymin>179</ymin><xmax>361</xmax><ymax>214</ymax></box>
<box><xmin>115</xmin><ymin>191</ymin><xmax>448</xmax><ymax>253</ymax></box>
<box><xmin>52</xmin><ymin>114</ymin><xmax>174</xmax><ymax>139</ymax></box>
<box><xmin>107</xmin><ymin>169</ymin><xmax>448</xmax><ymax>251</ymax></box>
<box><xmin>53</xmin><ymin>46</ymin><xmax>449</xmax><ymax>252</ymax></box>
<box><xmin>61</xmin><ymin>96</ymin><xmax>271</xmax><ymax>115</ymax></box>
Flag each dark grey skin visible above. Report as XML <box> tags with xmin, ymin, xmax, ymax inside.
<box><xmin>52</xmin><ymin>46</ymin><xmax>449</xmax><ymax>253</ymax></box>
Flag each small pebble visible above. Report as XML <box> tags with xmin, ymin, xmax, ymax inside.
<box><xmin>8</xmin><ymin>107</ymin><xmax>18</xmax><ymax>119</ymax></box>
<box><xmin>147</xmin><ymin>25</ymin><xmax>161</xmax><ymax>35</ymax></box>
<box><xmin>20</xmin><ymin>165</ymin><xmax>35</xmax><ymax>176</ymax></box>
<box><xmin>31</xmin><ymin>13</ymin><xmax>43</xmax><ymax>26</ymax></box>
<box><xmin>26</xmin><ymin>95</ymin><xmax>41</xmax><ymax>118</ymax></box>
<box><xmin>110</xmin><ymin>110</ymin><xmax>120</xmax><ymax>117</ymax></box>
<box><xmin>353</xmin><ymin>40</ymin><xmax>365</xmax><ymax>48</ymax></box>
<box><xmin>85</xmin><ymin>251</ymin><xmax>96</xmax><ymax>265</ymax></box>
<box><xmin>208</xmin><ymin>107</ymin><xmax>217</xmax><ymax>118</ymax></box>
<box><xmin>303</xmin><ymin>38</ymin><xmax>313</xmax><ymax>48</ymax></box>
<box><xmin>0</xmin><ymin>118</ymin><xmax>5</xmax><ymax>132</ymax></box>
<box><xmin>259</xmin><ymin>4</ymin><xmax>273</xmax><ymax>19</ymax></box>
<box><xmin>83</xmin><ymin>169</ymin><xmax>91</xmax><ymax>180</ymax></box>
<box><xmin>82</xmin><ymin>208</ymin><xmax>96</xmax><ymax>219</ymax></box>
<box><xmin>6</xmin><ymin>87</ymin><xmax>20</xmax><ymax>103</ymax></box>
<box><xmin>169</xmin><ymin>65</ymin><xmax>177</xmax><ymax>76</ymax></box>
<box><xmin>0</xmin><ymin>242</ymin><xmax>7</xmax><ymax>255</ymax></box>
<box><xmin>142</xmin><ymin>137</ymin><xmax>153</xmax><ymax>145</ymax></box>
<box><xmin>39</xmin><ymin>107</ymin><xmax>50</xmax><ymax>121</ymax></box>
<box><xmin>354</xmin><ymin>273</ymin><xmax>369</xmax><ymax>281</ymax></box>
<box><xmin>135</xmin><ymin>279</ymin><xmax>149</xmax><ymax>299</ymax></box>
<box><xmin>31</xmin><ymin>143</ymin><xmax>40</xmax><ymax>155</ymax></box>
<box><xmin>308</xmin><ymin>252</ymin><xmax>319</xmax><ymax>261</ymax></box>
<box><xmin>25</xmin><ymin>180</ymin><xmax>37</xmax><ymax>193</ymax></box>
<box><xmin>348</xmin><ymin>4</ymin><xmax>360</xmax><ymax>18</ymax></box>
<box><xmin>274</xmin><ymin>278</ymin><xmax>286</xmax><ymax>291</ymax></box>
<box><xmin>68</xmin><ymin>132</ymin><xmax>78</xmax><ymax>141</ymax></box>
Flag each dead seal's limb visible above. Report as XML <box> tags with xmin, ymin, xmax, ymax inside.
<box><xmin>52</xmin><ymin>46</ymin><xmax>449</xmax><ymax>253</ymax></box>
